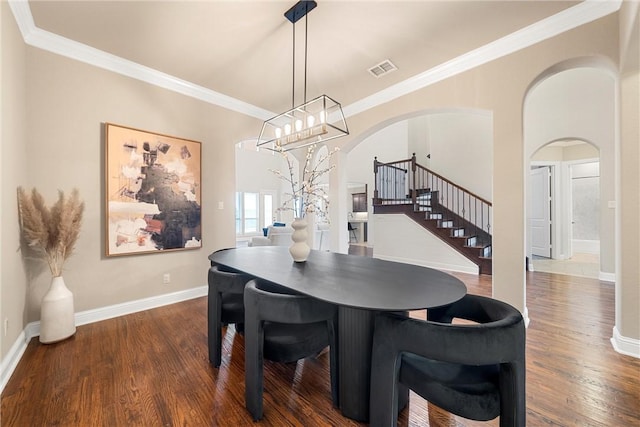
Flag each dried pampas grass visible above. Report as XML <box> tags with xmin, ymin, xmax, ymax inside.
<box><xmin>17</xmin><ymin>187</ymin><xmax>84</xmax><ymax>277</ymax></box>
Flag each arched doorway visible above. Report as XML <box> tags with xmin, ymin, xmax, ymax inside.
<box><xmin>524</xmin><ymin>60</ymin><xmax>617</xmax><ymax>282</ymax></box>
<box><xmin>529</xmin><ymin>139</ymin><xmax>601</xmax><ymax>278</ymax></box>
<box><xmin>342</xmin><ymin>108</ymin><xmax>493</xmax><ymax>266</ymax></box>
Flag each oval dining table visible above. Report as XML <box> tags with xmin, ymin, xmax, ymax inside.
<box><xmin>209</xmin><ymin>246</ymin><xmax>467</xmax><ymax>422</ymax></box>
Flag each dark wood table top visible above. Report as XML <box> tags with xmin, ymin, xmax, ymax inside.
<box><xmin>209</xmin><ymin>246</ymin><xmax>466</xmax><ymax>311</ymax></box>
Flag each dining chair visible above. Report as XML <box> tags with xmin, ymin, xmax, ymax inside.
<box><xmin>369</xmin><ymin>293</ymin><xmax>526</xmax><ymax>427</ymax></box>
<box><xmin>243</xmin><ymin>278</ymin><xmax>339</xmax><ymax>421</ymax></box>
<box><xmin>207</xmin><ymin>264</ymin><xmax>252</xmax><ymax>367</ymax></box>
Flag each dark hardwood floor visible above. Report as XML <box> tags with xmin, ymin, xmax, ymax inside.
<box><xmin>2</xmin><ymin>251</ymin><xmax>639</xmax><ymax>426</ymax></box>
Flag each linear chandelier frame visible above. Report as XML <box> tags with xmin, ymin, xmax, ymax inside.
<box><xmin>257</xmin><ymin>0</ymin><xmax>348</xmax><ymax>152</ymax></box>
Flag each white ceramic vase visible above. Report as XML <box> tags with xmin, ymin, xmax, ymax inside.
<box><xmin>289</xmin><ymin>217</ymin><xmax>311</xmax><ymax>262</ymax></box>
<box><xmin>40</xmin><ymin>276</ymin><xmax>76</xmax><ymax>344</ymax></box>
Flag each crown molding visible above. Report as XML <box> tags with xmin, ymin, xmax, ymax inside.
<box><xmin>8</xmin><ymin>0</ymin><xmax>274</xmax><ymax>121</ymax></box>
<box><xmin>343</xmin><ymin>0</ymin><xmax>622</xmax><ymax>118</ymax></box>
<box><xmin>9</xmin><ymin>0</ymin><xmax>621</xmax><ymax>122</ymax></box>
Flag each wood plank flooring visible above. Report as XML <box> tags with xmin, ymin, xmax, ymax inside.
<box><xmin>2</xmin><ymin>266</ymin><xmax>639</xmax><ymax>426</ymax></box>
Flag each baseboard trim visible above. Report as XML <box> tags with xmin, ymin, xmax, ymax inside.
<box><xmin>522</xmin><ymin>306</ymin><xmax>530</xmax><ymax>329</ymax></box>
<box><xmin>611</xmin><ymin>326</ymin><xmax>640</xmax><ymax>359</ymax></box>
<box><xmin>373</xmin><ymin>254</ymin><xmax>479</xmax><ymax>275</ymax></box>
<box><xmin>1</xmin><ymin>286</ymin><xmax>207</xmax><ymax>394</ymax></box>
<box><xmin>599</xmin><ymin>271</ymin><xmax>615</xmax><ymax>282</ymax></box>
<box><xmin>0</xmin><ymin>330</ymin><xmax>29</xmax><ymax>392</ymax></box>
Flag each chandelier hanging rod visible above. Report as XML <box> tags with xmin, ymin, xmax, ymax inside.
<box><xmin>257</xmin><ymin>0</ymin><xmax>348</xmax><ymax>152</ymax></box>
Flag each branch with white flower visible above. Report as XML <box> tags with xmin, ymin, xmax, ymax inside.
<box><xmin>269</xmin><ymin>144</ymin><xmax>339</xmax><ymax>220</ymax></box>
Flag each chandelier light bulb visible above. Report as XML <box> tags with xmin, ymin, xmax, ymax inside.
<box><xmin>307</xmin><ymin>115</ymin><xmax>315</xmax><ymax>128</ymax></box>
<box><xmin>284</xmin><ymin>123</ymin><xmax>292</xmax><ymax>135</ymax></box>
<box><xmin>295</xmin><ymin>119</ymin><xmax>303</xmax><ymax>132</ymax></box>
<box><xmin>275</xmin><ymin>127</ymin><xmax>282</xmax><ymax>138</ymax></box>
<box><xmin>319</xmin><ymin>110</ymin><xmax>326</xmax><ymax>123</ymax></box>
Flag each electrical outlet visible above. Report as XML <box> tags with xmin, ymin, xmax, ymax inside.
<box><xmin>163</xmin><ymin>273</ymin><xmax>171</xmax><ymax>284</ymax></box>
<box><xmin>4</xmin><ymin>318</ymin><xmax>8</xmax><ymax>336</ymax></box>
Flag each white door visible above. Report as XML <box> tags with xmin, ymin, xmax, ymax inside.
<box><xmin>530</xmin><ymin>166</ymin><xmax>552</xmax><ymax>258</ymax></box>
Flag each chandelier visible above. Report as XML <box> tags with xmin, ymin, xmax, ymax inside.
<box><xmin>257</xmin><ymin>0</ymin><xmax>348</xmax><ymax>152</ymax></box>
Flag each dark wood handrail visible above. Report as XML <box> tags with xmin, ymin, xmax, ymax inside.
<box><xmin>414</xmin><ymin>161</ymin><xmax>492</xmax><ymax>206</ymax></box>
<box><xmin>373</xmin><ymin>157</ymin><xmax>409</xmax><ymax>173</ymax></box>
<box><xmin>373</xmin><ymin>153</ymin><xmax>493</xmax><ymax>241</ymax></box>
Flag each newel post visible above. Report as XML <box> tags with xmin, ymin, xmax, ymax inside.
<box><xmin>411</xmin><ymin>153</ymin><xmax>417</xmax><ymax>206</ymax></box>
<box><xmin>373</xmin><ymin>156</ymin><xmax>380</xmax><ymax>204</ymax></box>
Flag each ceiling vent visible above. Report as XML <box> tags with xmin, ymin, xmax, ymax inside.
<box><xmin>368</xmin><ymin>59</ymin><xmax>397</xmax><ymax>78</ymax></box>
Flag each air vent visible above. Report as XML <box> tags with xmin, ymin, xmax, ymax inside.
<box><xmin>368</xmin><ymin>59</ymin><xmax>397</xmax><ymax>78</ymax></box>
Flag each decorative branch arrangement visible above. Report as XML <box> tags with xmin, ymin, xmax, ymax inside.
<box><xmin>270</xmin><ymin>144</ymin><xmax>339</xmax><ymax>219</ymax></box>
<box><xmin>17</xmin><ymin>187</ymin><xmax>84</xmax><ymax>277</ymax></box>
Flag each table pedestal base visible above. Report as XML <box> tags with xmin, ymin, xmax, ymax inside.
<box><xmin>338</xmin><ymin>307</ymin><xmax>408</xmax><ymax>422</ymax></box>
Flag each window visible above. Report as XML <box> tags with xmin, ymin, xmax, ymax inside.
<box><xmin>235</xmin><ymin>193</ymin><xmax>242</xmax><ymax>234</ymax></box>
<box><xmin>236</xmin><ymin>191</ymin><xmax>276</xmax><ymax>236</ymax></box>
<box><xmin>243</xmin><ymin>192</ymin><xmax>259</xmax><ymax>234</ymax></box>
<box><xmin>262</xmin><ymin>194</ymin><xmax>273</xmax><ymax>229</ymax></box>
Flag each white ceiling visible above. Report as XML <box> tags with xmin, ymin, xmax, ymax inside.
<box><xmin>17</xmin><ymin>1</ymin><xmax>620</xmax><ymax>119</ymax></box>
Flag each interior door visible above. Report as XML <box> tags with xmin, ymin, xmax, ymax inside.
<box><xmin>530</xmin><ymin>166</ymin><xmax>552</xmax><ymax>258</ymax></box>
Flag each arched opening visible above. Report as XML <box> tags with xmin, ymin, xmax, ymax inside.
<box><xmin>234</xmin><ymin>139</ymin><xmax>292</xmax><ymax>246</ymax></box>
<box><xmin>343</xmin><ymin>108</ymin><xmax>493</xmax><ymax>270</ymax></box>
<box><xmin>234</xmin><ymin>138</ymin><xmax>333</xmax><ymax>250</ymax></box>
<box><xmin>524</xmin><ymin>60</ymin><xmax>616</xmax><ymax>283</ymax></box>
<box><xmin>528</xmin><ymin>139</ymin><xmax>601</xmax><ymax>278</ymax></box>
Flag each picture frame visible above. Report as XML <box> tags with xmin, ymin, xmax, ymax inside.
<box><xmin>105</xmin><ymin>123</ymin><xmax>202</xmax><ymax>256</ymax></box>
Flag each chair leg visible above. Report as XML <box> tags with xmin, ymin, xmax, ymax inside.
<box><xmin>499</xmin><ymin>362</ymin><xmax>526</xmax><ymax>427</ymax></box>
<box><xmin>208</xmin><ymin>291</ymin><xmax>223</xmax><ymax>367</ymax></box>
<box><xmin>244</xmin><ymin>319</ymin><xmax>265</xmax><ymax>421</ymax></box>
<box><xmin>369</xmin><ymin>343</ymin><xmax>401</xmax><ymax>426</ymax></box>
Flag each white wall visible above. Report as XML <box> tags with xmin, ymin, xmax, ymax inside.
<box><xmin>235</xmin><ymin>143</ymin><xmax>285</xmax><ymax>194</ymax></box>
<box><xmin>427</xmin><ymin>112</ymin><xmax>493</xmax><ymax>202</ymax></box>
<box><xmin>347</xmin><ymin>121</ymin><xmax>409</xmax><ymax>185</ymax></box>
<box><xmin>373</xmin><ymin>214</ymin><xmax>478</xmax><ymax>274</ymax></box>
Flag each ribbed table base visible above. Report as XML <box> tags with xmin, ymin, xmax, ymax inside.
<box><xmin>338</xmin><ymin>307</ymin><xmax>408</xmax><ymax>422</ymax></box>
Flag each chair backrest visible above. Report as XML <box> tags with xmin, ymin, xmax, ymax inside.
<box><xmin>208</xmin><ymin>264</ymin><xmax>250</xmax><ymax>295</ymax></box>
<box><xmin>370</xmin><ymin>293</ymin><xmax>526</xmax><ymax>426</ymax></box>
<box><xmin>376</xmin><ymin>294</ymin><xmax>524</xmax><ymax>366</ymax></box>
<box><xmin>244</xmin><ymin>279</ymin><xmax>336</xmax><ymax>324</ymax></box>
<box><xmin>207</xmin><ymin>262</ymin><xmax>253</xmax><ymax>367</ymax></box>
<box><xmin>243</xmin><ymin>278</ymin><xmax>339</xmax><ymax>420</ymax></box>
<box><xmin>426</xmin><ymin>293</ymin><xmax>525</xmax><ymax>365</ymax></box>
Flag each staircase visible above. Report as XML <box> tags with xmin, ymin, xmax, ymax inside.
<box><xmin>373</xmin><ymin>154</ymin><xmax>492</xmax><ymax>275</ymax></box>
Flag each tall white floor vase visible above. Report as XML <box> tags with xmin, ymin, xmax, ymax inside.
<box><xmin>40</xmin><ymin>276</ymin><xmax>76</xmax><ymax>344</ymax></box>
<box><xmin>289</xmin><ymin>217</ymin><xmax>311</xmax><ymax>262</ymax></box>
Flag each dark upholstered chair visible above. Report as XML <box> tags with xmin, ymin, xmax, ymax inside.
<box><xmin>207</xmin><ymin>264</ymin><xmax>252</xmax><ymax>367</ymax></box>
<box><xmin>244</xmin><ymin>279</ymin><xmax>339</xmax><ymax>421</ymax></box>
<box><xmin>370</xmin><ymin>294</ymin><xmax>526</xmax><ymax>427</ymax></box>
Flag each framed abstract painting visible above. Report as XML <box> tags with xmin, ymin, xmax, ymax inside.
<box><xmin>105</xmin><ymin>123</ymin><xmax>202</xmax><ymax>256</ymax></box>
